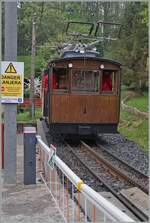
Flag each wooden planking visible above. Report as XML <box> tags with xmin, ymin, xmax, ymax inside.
<box><xmin>50</xmin><ymin>95</ymin><xmax>119</xmax><ymax>123</ymax></box>
<box><xmin>54</xmin><ymin>59</ymin><xmax>119</xmax><ymax>70</ymax></box>
<box><xmin>120</xmin><ymin>187</ymin><xmax>149</xmax><ymax>217</ymax></box>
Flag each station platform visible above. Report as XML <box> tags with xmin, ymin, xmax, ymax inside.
<box><xmin>0</xmin><ymin>133</ymin><xmax>65</xmax><ymax>223</ymax></box>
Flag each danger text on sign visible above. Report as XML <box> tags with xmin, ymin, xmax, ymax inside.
<box><xmin>1</xmin><ymin>61</ymin><xmax>24</xmax><ymax>104</ymax></box>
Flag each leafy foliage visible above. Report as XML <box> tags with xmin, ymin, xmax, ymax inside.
<box><xmin>15</xmin><ymin>2</ymin><xmax>148</xmax><ymax>89</ymax></box>
<box><xmin>106</xmin><ymin>2</ymin><xmax>148</xmax><ymax>89</ymax></box>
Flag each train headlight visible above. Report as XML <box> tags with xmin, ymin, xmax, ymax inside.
<box><xmin>80</xmin><ymin>50</ymin><xmax>85</xmax><ymax>54</ymax></box>
<box><xmin>68</xmin><ymin>63</ymin><xmax>73</xmax><ymax>68</ymax></box>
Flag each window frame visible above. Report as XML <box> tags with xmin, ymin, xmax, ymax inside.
<box><xmin>100</xmin><ymin>69</ymin><xmax>119</xmax><ymax>95</ymax></box>
<box><xmin>51</xmin><ymin>67</ymin><xmax>69</xmax><ymax>94</ymax></box>
<box><xmin>71</xmin><ymin>68</ymin><xmax>100</xmax><ymax>95</ymax></box>
<box><xmin>51</xmin><ymin>67</ymin><xmax>120</xmax><ymax>96</ymax></box>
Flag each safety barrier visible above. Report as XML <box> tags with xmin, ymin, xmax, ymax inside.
<box><xmin>36</xmin><ymin>135</ymin><xmax>134</xmax><ymax>223</ymax></box>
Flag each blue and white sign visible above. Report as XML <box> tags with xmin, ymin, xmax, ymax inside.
<box><xmin>48</xmin><ymin>144</ymin><xmax>56</xmax><ymax>169</ymax></box>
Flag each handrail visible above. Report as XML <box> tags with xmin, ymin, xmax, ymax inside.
<box><xmin>36</xmin><ymin>135</ymin><xmax>134</xmax><ymax>222</ymax></box>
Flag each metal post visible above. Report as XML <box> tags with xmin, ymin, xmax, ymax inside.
<box><xmin>1</xmin><ymin>123</ymin><xmax>4</xmax><ymax>169</ymax></box>
<box><xmin>24</xmin><ymin>127</ymin><xmax>36</xmax><ymax>185</ymax></box>
<box><xmin>0</xmin><ymin>1</ymin><xmax>2</xmax><ymax>170</ymax></box>
<box><xmin>30</xmin><ymin>13</ymin><xmax>36</xmax><ymax>118</ymax></box>
<box><xmin>4</xmin><ymin>2</ymin><xmax>17</xmax><ymax>184</ymax></box>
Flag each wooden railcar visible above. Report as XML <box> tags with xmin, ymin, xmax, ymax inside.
<box><xmin>42</xmin><ymin>54</ymin><xmax>121</xmax><ymax>136</ymax></box>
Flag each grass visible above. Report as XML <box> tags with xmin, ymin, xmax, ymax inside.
<box><xmin>17</xmin><ymin>108</ymin><xmax>42</xmax><ymax>123</ymax></box>
<box><xmin>126</xmin><ymin>92</ymin><xmax>148</xmax><ymax>112</ymax></box>
<box><xmin>119</xmin><ymin>90</ymin><xmax>148</xmax><ymax>152</ymax></box>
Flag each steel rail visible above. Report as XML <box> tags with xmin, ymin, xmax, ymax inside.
<box><xmin>65</xmin><ymin>141</ymin><xmax>148</xmax><ymax>222</ymax></box>
<box><xmin>81</xmin><ymin>141</ymin><xmax>148</xmax><ymax>194</ymax></box>
<box><xmin>96</xmin><ymin>141</ymin><xmax>148</xmax><ymax>178</ymax></box>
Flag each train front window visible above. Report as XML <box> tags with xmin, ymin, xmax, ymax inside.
<box><xmin>71</xmin><ymin>70</ymin><xmax>99</xmax><ymax>93</ymax></box>
<box><xmin>52</xmin><ymin>68</ymin><xmax>69</xmax><ymax>92</ymax></box>
<box><xmin>101</xmin><ymin>70</ymin><xmax>117</xmax><ymax>94</ymax></box>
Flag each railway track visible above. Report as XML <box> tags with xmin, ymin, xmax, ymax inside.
<box><xmin>84</xmin><ymin>140</ymin><xmax>148</xmax><ymax>194</ymax></box>
<box><xmin>43</xmin><ymin>119</ymin><xmax>148</xmax><ymax>222</ymax></box>
<box><xmin>65</xmin><ymin>139</ymin><xmax>148</xmax><ymax>221</ymax></box>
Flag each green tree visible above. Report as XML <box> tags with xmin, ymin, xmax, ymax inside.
<box><xmin>105</xmin><ymin>2</ymin><xmax>148</xmax><ymax>90</ymax></box>
<box><xmin>14</xmin><ymin>1</ymin><xmax>148</xmax><ymax>90</ymax></box>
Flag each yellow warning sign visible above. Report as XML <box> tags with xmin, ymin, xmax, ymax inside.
<box><xmin>1</xmin><ymin>61</ymin><xmax>24</xmax><ymax>103</ymax></box>
<box><xmin>5</xmin><ymin>62</ymin><xmax>17</xmax><ymax>73</ymax></box>
<box><xmin>2</xmin><ymin>74</ymin><xmax>22</xmax><ymax>96</ymax></box>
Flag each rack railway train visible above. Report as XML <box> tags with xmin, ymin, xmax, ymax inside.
<box><xmin>41</xmin><ymin>21</ymin><xmax>121</xmax><ymax>137</ymax></box>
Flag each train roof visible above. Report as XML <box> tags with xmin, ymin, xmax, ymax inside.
<box><xmin>49</xmin><ymin>56</ymin><xmax>121</xmax><ymax>67</ymax></box>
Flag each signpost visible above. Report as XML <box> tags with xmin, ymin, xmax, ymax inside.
<box><xmin>3</xmin><ymin>2</ymin><xmax>17</xmax><ymax>184</ymax></box>
<box><xmin>48</xmin><ymin>144</ymin><xmax>56</xmax><ymax>169</ymax></box>
<box><xmin>1</xmin><ymin>61</ymin><xmax>24</xmax><ymax>104</ymax></box>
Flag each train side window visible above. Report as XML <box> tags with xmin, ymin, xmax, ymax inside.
<box><xmin>52</xmin><ymin>72</ymin><xmax>58</xmax><ymax>89</ymax></box>
<box><xmin>71</xmin><ymin>69</ymin><xmax>99</xmax><ymax>93</ymax></box>
<box><xmin>101</xmin><ymin>70</ymin><xmax>116</xmax><ymax>94</ymax></box>
<box><xmin>52</xmin><ymin>68</ymin><xmax>69</xmax><ymax>92</ymax></box>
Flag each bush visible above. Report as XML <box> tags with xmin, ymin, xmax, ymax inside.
<box><xmin>24</xmin><ymin>89</ymin><xmax>30</xmax><ymax>98</ymax></box>
<box><xmin>17</xmin><ymin>107</ymin><xmax>25</xmax><ymax>114</ymax></box>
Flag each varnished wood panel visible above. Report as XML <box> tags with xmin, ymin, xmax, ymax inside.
<box><xmin>54</xmin><ymin>59</ymin><xmax>119</xmax><ymax>70</ymax></box>
<box><xmin>50</xmin><ymin>95</ymin><xmax>119</xmax><ymax>123</ymax></box>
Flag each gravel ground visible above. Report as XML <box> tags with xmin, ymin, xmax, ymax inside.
<box><xmin>74</xmin><ymin>147</ymin><xmax>131</xmax><ymax>192</ymax></box>
<box><xmin>56</xmin><ymin>144</ymin><xmax>107</xmax><ymax>192</ymax></box>
<box><xmin>98</xmin><ymin>133</ymin><xmax>148</xmax><ymax>176</ymax></box>
<box><xmin>45</xmin><ymin>122</ymin><xmax>148</xmax><ymax>191</ymax></box>
<box><xmin>91</xmin><ymin>145</ymin><xmax>148</xmax><ymax>192</ymax></box>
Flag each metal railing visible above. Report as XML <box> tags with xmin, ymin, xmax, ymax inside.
<box><xmin>36</xmin><ymin>135</ymin><xmax>134</xmax><ymax>223</ymax></box>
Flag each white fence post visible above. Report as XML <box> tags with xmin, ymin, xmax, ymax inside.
<box><xmin>36</xmin><ymin>135</ymin><xmax>135</xmax><ymax>223</ymax></box>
